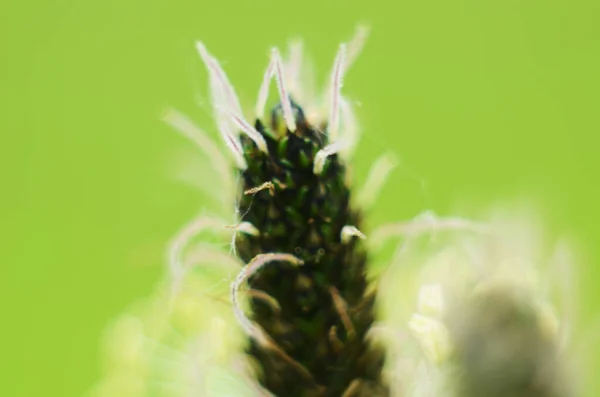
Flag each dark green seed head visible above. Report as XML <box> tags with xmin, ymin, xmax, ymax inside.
<box><xmin>233</xmin><ymin>103</ymin><xmax>387</xmax><ymax>396</ymax></box>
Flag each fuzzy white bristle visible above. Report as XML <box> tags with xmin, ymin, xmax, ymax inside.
<box><xmin>326</xmin><ymin>44</ymin><xmax>347</xmax><ymax>142</ymax></box>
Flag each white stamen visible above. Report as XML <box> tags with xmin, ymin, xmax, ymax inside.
<box><xmin>327</xmin><ymin>44</ymin><xmax>347</xmax><ymax>142</ymax></box>
<box><xmin>271</xmin><ymin>48</ymin><xmax>297</xmax><ymax>132</ymax></box>
<box><xmin>231</xmin><ymin>253</ymin><xmax>303</xmax><ymax>342</ymax></box>
<box><xmin>195</xmin><ymin>42</ymin><xmax>249</xmax><ymax>168</ymax></box>
<box><xmin>172</xmin><ymin>243</ymin><xmax>240</xmax><ymax>299</ymax></box>
<box><xmin>161</xmin><ymin>108</ymin><xmax>242</xmax><ymax>187</ymax></box>
<box><xmin>338</xmin><ymin>97</ymin><xmax>360</xmax><ymax>157</ymax></box>
<box><xmin>299</xmin><ymin>55</ymin><xmax>318</xmax><ymax>121</ymax></box>
<box><xmin>370</xmin><ymin>211</ymin><xmax>490</xmax><ymax>251</ymax></box>
<box><xmin>167</xmin><ymin>215</ymin><xmax>228</xmax><ymax>279</ymax></box>
<box><xmin>319</xmin><ymin>25</ymin><xmax>369</xmax><ymax>128</ymax></box>
<box><xmin>285</xmin><ymin>39</ymin><xmax>303</xmax><ymax>97</ymax></box>
<box><xmin>221</xmin><ymin>107</ymin><xmax>268</xmax><ymax>153</ymax></box>
<box><xmin>355</xmin><ymin>153</ymin><xmax>398</xmax><ymax>210</ymax></box>
<box><xmin>183</xmin><ymin>244</ymin><xmax>241</xmax><ymax>272</ymax></box>
<box><xmin>346</xmin><ymin>25</ymin><xmax>370</xmax><ymax>70</ymax></box>
<box><xmin>221</xmin><ymin>133</ymin><xmax>247</xmax><ymax>169</ymax></box>
<box><xmin>313</xmin><ymin>140</ymin><xmax>346</xmax><ymax>175</ymax></box>
<box><xmin>341</xmin><ymin>225</ymin><xmax>367</xmax><ymax>244</ymax></box>
<box><xmin>196</xmin><ymin>41</ymin><xmax>243</xmax><ymax>116</ymax></box>
<box><xmin>255</xmin><ymin>58</ymin><xmax>275</xmax><ymax>119</ymax></box>
<box><xmin>208</xmin><ymin>73</ymin><xmax>238</xmax><ymax>144</ymax></box>
<box><xmin>233</xmin><ymin>221</ymin><xmax>260</xmax><ymax>236</ymax></box>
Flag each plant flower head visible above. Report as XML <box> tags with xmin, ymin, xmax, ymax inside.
<box><xmin>89</xmin><ymin>23</ymin><xmax>582</xmax><ymax>397</ymax></box>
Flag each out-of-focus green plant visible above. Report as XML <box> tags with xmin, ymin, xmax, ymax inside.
<box><xmin>377</xmin><ymin>206</ymin><xmax>578</xmax><ymax>397</ymax></box>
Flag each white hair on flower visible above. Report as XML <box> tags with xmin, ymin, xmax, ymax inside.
<box><xmin>356</xmin><ymin>153</ymin><xmax>398</xmax><ymax>210</ymax></box>
<box><xmin>284</xmin><ymin>39</ymin><xmax>304</xmax><ymax>99</ymax></box>
<box><xmin>313</xmin><ymin>140</ymin><xmax>347</xmax><ymax>175</ymax></box>
<box><xmin>196</xmin><ymin>42</ymin><xmax>243</xmax><ymax>116</ymax></box>
<box><xmin>340</xmin><ymin>225</ymin><xmax>367</xmax><ymax>244</ymax></box>
<box><xmin>231</xmin><ymin>221</ymin><xmax>260</xmax><ymax>237</ymax></box>
<box><xmin>161</xmin><ymin>107</ymin><xmax>238</xmax><ymax>192</ymax></box>
<box><xmin>166</xmin><ymin>214</ymin><xmax>234</xmax><ymax>306</ymax></box>
<box><xmin>312</xmin><ymin>26</ymin><xmax>370</xmax><ymax>171</ymax></box>
<box><xmin>346</xmin><ymin>25</ymin><xmax>370</xmax><ymax>71</ymax></box>
<box><xmin>220</xmin><ymin>106</ymin><xmax>268</xmax><ymax>153</ymax></box>
<box><xmin>327</xmin><ymin>43</ymin><xmax>347</xmax><ymax>142</ymax></box>
<box><xmin>197</xmin><ymin>41</ymin><xmax>273</xmax><ymax>164</ymax></box>
<box><xmin>167</xmin><ymin>214</ymin><xmax>229</xmax><ymax>282</ymax></box>
<box><xmin>370</xmin><ymin>210</ymin><xmax>491</xmax><ymax>252</ymax></box>
<box><xmin>272</xmin><ymin>48</ymin><xmax>297</xmax><ymax>132</ymax></box>
<box><xmin>338</xmin><ymin>97</ymin><xmax>360</xmax><ymax>157</ymax></box>
<box><xmin>231</xmin><ymin>253</ymin><xmax>303</xmax><ymax>343</ymax></box>
<box><xmin>255</xmin><ymin>48</ymin><xmax>297</xmax><ymax>132</ymax></box>
<box><xmin>257</xmin><ymin>25</ymin><xmax>369</xmax><ymax>141</ymax></box>
<box><xmin>255</xmin><ymin>56</ymin><xmax>275</xmax><ymax>120</ymax></box>
<box><xmin>315</xmin><ymin>26</ymin><xmax>369</xmax><ymax>138</ymax></box>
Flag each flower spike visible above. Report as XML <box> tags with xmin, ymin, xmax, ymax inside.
<box><xmin>327</xmin><ymin>44</ymin><xmax>347</xmax><ymax>142</ymax></box>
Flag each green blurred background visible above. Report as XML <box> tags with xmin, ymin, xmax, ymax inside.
<box><xmin>2</xmin><ymin>0</ymin><xmax>599</xmax><ymax>395</ymax></box>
